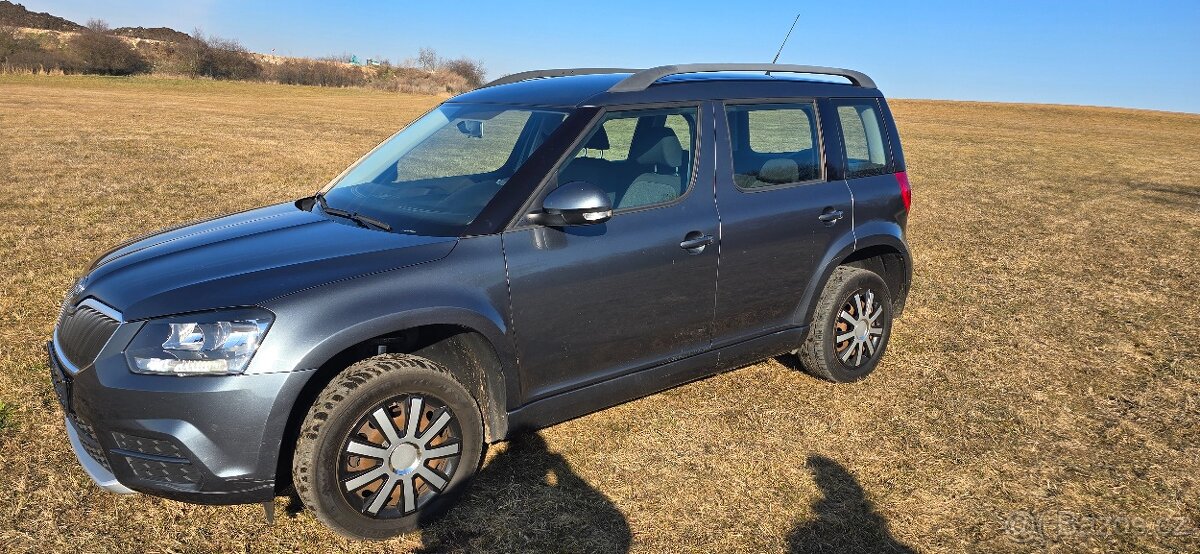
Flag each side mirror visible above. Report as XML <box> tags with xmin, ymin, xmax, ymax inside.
<box><xmin>528</xmin><ymin>181</ymin><xmax>612</xmax><ymax>227</ymax></box>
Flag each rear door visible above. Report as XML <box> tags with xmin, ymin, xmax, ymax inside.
<box><xmin>502</xmin><ymin>104</ymin><xmax>719</xmax><ymax>403</ymax></box>
<box><xmin>711</xmin><ymin>99</ymin><xmax>854</xmax><ymax>345</ymax></box>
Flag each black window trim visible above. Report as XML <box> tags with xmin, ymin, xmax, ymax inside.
<box><xmin>507</xmin><ymin>101</ymin><xmax>705</xmax><ymax>230</ymax></box>
<box><xmin>720</xmin><ymin>98</ymin><xmax>828</xmax><ymax>193</ymax></box>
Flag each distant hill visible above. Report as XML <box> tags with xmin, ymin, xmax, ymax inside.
<box><xmin>110</xmin><ymin>26</ymin><xmax>194</xmax><ymax>43</ymax></box>
<box><xmin>0</xmin><ymin>1</ymin><xmax>84</xmax><ymax>32</ymax></box>
<box><xmin>0</xmin><ymin>2</ymin><xmax>193</xmax><ymax>43</ymax></box>
<box><xmin>0</xmin><ymin>0</ymin><xmax>484</xmax><ymax>93</ymax></box>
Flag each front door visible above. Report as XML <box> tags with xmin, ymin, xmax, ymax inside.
<box><xmin>503</xmin><ymin>105</ymin><xmax>718</xmax><ymax>403</ymax></box>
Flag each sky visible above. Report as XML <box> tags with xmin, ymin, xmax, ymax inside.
<box><xmin>21</xmin><ymin>0</ymin><xmax>1200</xmax><ymax>113</ymax></box>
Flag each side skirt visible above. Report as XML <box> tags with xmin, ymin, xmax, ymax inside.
<box><xmin>503</xmin><ymin>326</ymin><xmax>806</xmax><ymax>436</ymax></box>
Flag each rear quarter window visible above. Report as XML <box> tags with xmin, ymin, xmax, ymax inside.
<box><xmin>833</xmin><ymin>100</ymin><xmax>891</xmax><ymax>179</ymax></box>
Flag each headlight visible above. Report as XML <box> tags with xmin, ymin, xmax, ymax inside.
<box><xmin>126</xmin><ymin>309</ymin><xmax>273</xmax><ymax>376</ymax></box>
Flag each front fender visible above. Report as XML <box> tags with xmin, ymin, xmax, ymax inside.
<box><xmin>246</xmin><ymin>234</ymin><xmax>518</xmax><ymax>408</ymax></box>
<box><xmin>287</xmin><ymin>305</ymin><xmax>512</xmax><ymax>375</ymax></box>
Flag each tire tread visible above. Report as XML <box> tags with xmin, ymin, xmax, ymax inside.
<box><xmin>797</xmin><ymin>265</ymin><xmax>891</xmax><ymax>382</ymax></box>
<box><xmin>292</xmin><ymin>353</ymin><xmax>478</xmax><ymax>539</ymax></box>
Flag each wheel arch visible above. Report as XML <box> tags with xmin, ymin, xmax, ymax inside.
<box><xmin>842</xmin><ymin>242</ymin><xmax>911</xmax><ymax>316</ymax></box>
<box><xmin>794</xmin><ymin>231</ymin><xmax>911</xmax><ymax>326</ymax></box>
<box><xmin>274</xmin><ymin>310</ymin><xmax>515</xmax><ymax>492</ymax></box>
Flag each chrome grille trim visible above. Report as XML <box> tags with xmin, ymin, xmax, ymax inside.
<box><xmin>51</xmin><ymin>331</ymin><xmax>82</xmax><ymax>374</ymax></box>
<box><xmin>53</xmin><ymin>298</ymin><xmax>123</xmax><ymax>375</ymax></box>
<box><xmin>76</xmin><ymin>298</ymin><xmax>124</xmax><ymax>322</ymax></box>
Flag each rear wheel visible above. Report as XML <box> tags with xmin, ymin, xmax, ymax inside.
<box><xmin>293</xmin><ymin>354</ymin><xmax>485</xmax><ymax>540</ymax></box>
<box><xmin>797</xmin><ymin>266</ymin><xmax>893</xmax><ymax>383</ymax></box>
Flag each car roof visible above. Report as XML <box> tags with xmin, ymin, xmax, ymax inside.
<box><xmin>448</xmin><ymin>69</ymin><xmax>883</xmax><ymax>109</ymax></box>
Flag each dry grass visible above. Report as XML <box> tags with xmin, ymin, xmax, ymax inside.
<box><xmin>1</xmin><ymin>74</ymin><xmax>1198</xmax><ymax>553</ymax></box>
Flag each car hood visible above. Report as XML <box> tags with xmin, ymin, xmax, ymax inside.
<box><xmin>81</xmin><ymin>202</ymin><xmax>458</xmax><ymax>321</ymax></box>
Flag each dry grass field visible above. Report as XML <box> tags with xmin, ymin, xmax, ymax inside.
<box><xmin>1</xmin><ymin>75</ymin><xmax>1198</xmax><ymax>553</ymax></box>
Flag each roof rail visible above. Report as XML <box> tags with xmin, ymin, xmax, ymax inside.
<box><xmin>484</xmin><ymin>68</ymin><xmax>640</xmax><ymax>88</ymax></box>
<box><xmin>607</xmin><ymin>63</ymin><xmax>876</xmax><ymax>92</ymax></box>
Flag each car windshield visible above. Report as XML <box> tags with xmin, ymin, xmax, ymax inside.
<box><xmin>320</xmin><ymin>103</ymin><xmax>570</xmax><ymax>236</ymax></box>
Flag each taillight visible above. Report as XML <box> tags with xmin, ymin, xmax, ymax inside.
<box><xmin>896</xmin><ymin>171</ymin><xmax>911</xmax><ymax>212</ymax></box>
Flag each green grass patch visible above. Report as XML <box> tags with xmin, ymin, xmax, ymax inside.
<box><xmin>0</xmin><ymin>401</ymin><xmax>14</xmax><ymax>433</ymax></box>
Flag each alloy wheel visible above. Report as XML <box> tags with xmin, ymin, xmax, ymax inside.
<box><xmin>833</xmin><ymin>288</ymin><xmax>885</xmax><ymax>368</ymax></box>
<box><xmin>338</xmin><ymin>394</ymin><xmax>463</xmax><ymax>517</ymax></box>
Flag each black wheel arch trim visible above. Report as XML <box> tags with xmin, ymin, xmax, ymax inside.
<box><xmin>284</xmin><ymin>306</ymin><xmax>514</xmax><ymax>447</ymax></box>
<box><xmin>793</xmin><ymin>228</ymin><xmax>911</xmax><ymax>327</ymax></box>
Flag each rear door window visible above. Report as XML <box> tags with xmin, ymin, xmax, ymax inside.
<box><xmin>833</xmin><ymin>100</ymin><xmax>891</xmax><ymax>179</ymax></box>
<box><xmin>725</xmin><ymin>103</ymin><xmax>822</xmax><ymax>190</ymax></box>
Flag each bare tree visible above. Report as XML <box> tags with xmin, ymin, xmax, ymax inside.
<box><xmin>441</xmin><ymin>57</ymin><xmax>486</xmax><ymax>88</ymax></box>
<box><xmin>417</xmin><ymin>47</ymin><xmax>439</xmax><ymax>71</ymax></box>
<box><xmin>171</xmin><ymin>29</ymin><xmax>261</xmax><ymax>80</ymax></box>
<box><xmin>85</xmin><ymin>18</ymin><xmax>110</xmax><ymax>33</ymax></box>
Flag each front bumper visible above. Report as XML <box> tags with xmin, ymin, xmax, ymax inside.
<box><xmin>65</xmin><ymin>416</ymin><xmax>133</xmax><ymax>494</ymax></box>
<box><xmin>49</xmin><ymin>341</ymin><xmax>315</xmax><ymax>505</ymax></box>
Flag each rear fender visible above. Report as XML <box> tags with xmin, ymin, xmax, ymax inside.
<box><xmin>792</xmin><ymin>225</ymin><xmax>910</xmax><ymax>326</ymax></box>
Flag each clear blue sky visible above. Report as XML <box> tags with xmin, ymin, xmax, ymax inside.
<box><xmin>24</xmin><ymin>0</ymin><xmax>1200</xmax><ymax>113</ymax></box>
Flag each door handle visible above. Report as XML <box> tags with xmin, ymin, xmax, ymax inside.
<box><xmin>818</xmin><ymin>208</ymin><xmax>844</xmax><ymax>224</ymax></box>
<box><xmin>679</xmin><ymin>233</ymin><xmax>714</xmax><ymax>252</ymax></box>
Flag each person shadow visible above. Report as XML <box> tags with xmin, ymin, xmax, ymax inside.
<box><xmin>787</xmin><ymin>455</ymin><xmax>914</xmax><ymax>553</ymax></box>
<box><xmin>414</xmin><ymin>431</ymin><xmax>632</xmax><ymax>553</ymax></box>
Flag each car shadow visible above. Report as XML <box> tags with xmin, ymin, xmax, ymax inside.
<box><xmin>414</xmin><ymin>431</ymin><xmax>631</xmax><ymax>553</ymax></box>
<box><xmin>774</xmin><ymin>354</ymin><xmax>803</xmax><ymax>371</ymax></box>
<box><xmin>787</xmin><ymin>455</ymin><xmax>914</xmax><ymax>553</ymax></box>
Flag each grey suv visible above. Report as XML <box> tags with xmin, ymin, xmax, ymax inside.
<box><xmin>49</xmin><ymin>64</ymin><xmax>912</xmax><ymax>540</ymax></box>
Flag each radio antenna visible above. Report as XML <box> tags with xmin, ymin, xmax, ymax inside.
<box><xmin>771</xmin><ymin>12</ymin><xmax>801</xmax><ymax>64</ymax></box>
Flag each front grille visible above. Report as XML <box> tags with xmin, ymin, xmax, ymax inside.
<box><xmin>112</xmin><ymin>432</ymin><xmax>185</xmax><ymax>458</ymax></box>
<box><xmin>80</xmin><ymin>438</ymin><xmax>112</xmax><ymax>472</ymax></box>
<box><xmin>112</xmin><ymin>432</ymin><xmax>199</xmax><ymax>485</ymax></box>
<box><xmin>72</xmin><ymin>414</ymin><xmax>113</xmax><ymax>472</ymax></box>
<box><xmin>124</xmin><ymin>457</ymin><xmax>200</xmax><ymax>485</ymax></box>
<box><xmin>56</xmin><ymin>304</ymin><xmax>120</xmax><ymax>369</ymax></box>
<box><xmin>50</xmin><ymin>339</ymin><xmax>115</xmax><ymax>473</ymax></box>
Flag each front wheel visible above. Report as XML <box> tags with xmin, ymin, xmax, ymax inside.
<box><xmin>293</xmin><ymin>354</ymin><xmax>485</xmax><ymax>540</ymax></box>
<box><xmin>796</xmin><ymin>266</ymin><xmax>894</xmax><ymax>383</ymax></box>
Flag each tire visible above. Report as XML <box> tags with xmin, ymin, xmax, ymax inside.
<box><xmin>796</xmin><ymin>266</ymin><xmax>893</xmax><ymax>383</ymax></box>
<box><xmin>293</xmin><ymin>354</ymin><xmax>485</xmax><ymax>540</ymax></box>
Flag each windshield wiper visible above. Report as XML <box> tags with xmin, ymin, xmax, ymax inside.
<box><xmin>314</xmin><ymin>193</ymin><xmax>392</xmax><ymax>232</ymax></box>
